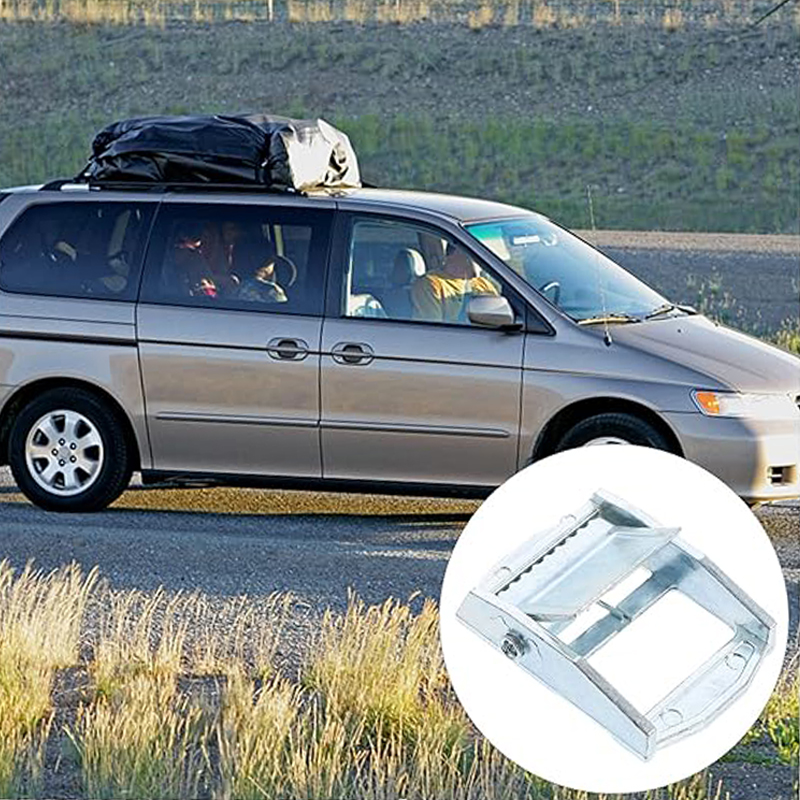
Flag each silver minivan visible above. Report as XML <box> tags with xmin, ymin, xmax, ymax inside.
<box><xmin>0</xmin><ymin>182</ymin><xmax>798</xmax><ymax>512</ymax></box>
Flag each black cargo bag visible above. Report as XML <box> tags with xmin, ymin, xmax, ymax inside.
<box><xmin>81</xmin><ymin>114</ymin><xmax>361</xmax><ymax>191</ymax></box>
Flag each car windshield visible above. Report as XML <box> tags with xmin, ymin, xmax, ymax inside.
<box><xmin>465</xmin><ymin>215</ymin><xmax>671</xmax><ymax>323</ymax></box>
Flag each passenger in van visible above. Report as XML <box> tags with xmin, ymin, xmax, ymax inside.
<box><xmin>234</xmin><ymin>243</ymin><xmax>289</xmax><ymax>304</ymax></box>
<box><xmin>174</xmin><ymin>222</ymin><xmax>242</xmax><ymax>298</ymax></box>
<box><xmin>411</xmin><ymin>242</ymin><xmax>498</xmax><ymax>323</ymax></box>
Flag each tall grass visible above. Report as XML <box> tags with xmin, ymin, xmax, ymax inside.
<box><xmin>91</xmin><ymin>587</ymin><xmax>189</xmax><ymax>698</ymax></box>
<box><xmin>70</xmin><ymin>587</ymin><xmax>298</xmax><ymax>797</ymax></box>
<box><xmin>0</xmin><ymin>561</ymin><xmax>794</xmax><ymax>798</ymax></box>
<box><xmin>305</xmin><ymin>594</ymin><xmax>454</xmax><ymax>733</ymax></box>
<box><xmin>0</xmin><ymin>560</ymin><xmax>96</xmax><ymax>797</ymax></box>
<box><xmin>70</xmin><ymin>674</ymin><xmax>207</xmax><ymax>799</ymax></box>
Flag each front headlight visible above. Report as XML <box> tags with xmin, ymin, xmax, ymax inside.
<box><xmin>691</xmin><ymin>390</ymin><xmax>796</xmax><ymax>419</ymax></box>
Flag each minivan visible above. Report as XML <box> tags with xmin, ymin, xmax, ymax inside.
<box><xmin>0</xmin><ymin>181</ymin><xmax>797</xmax><ymax>512</ymax></box>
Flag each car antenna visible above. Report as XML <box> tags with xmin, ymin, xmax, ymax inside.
<box><xmin>600</xmin><ymin>283</ymin><xmax>613</xmax><ymax>347</ymax></box>
<box><xmin>587</xmin><ymin>184</ymin><xmax>612</xmax><ymax>347</ymax></box>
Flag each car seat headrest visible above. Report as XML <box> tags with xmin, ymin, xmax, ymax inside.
<box><xmin>391</xmin><ymin>248</ymin><xmax>425</xmax><ymax>285</ymax></box>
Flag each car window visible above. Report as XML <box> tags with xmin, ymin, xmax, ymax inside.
<box><xmin>0</xmin><ymin>201</ymin><xmax>155</xmax><ymax>301</ymax></box>
<box><xmin>140</xmin><ymin>204</ymin><xmax>332</xmax><ymax>317</ymax></box>
<box><xmin>343</xmin><ymin>218</ymin><xmax>511</xmax><ymax>327</ymax></box>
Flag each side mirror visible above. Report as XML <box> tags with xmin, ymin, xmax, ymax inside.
<box><xmin>467</xmin><ymin>295</ymin><xmax>518</xmax><ymax>329</ymax></box>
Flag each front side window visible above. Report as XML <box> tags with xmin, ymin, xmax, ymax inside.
<box><xmin>0</xmin><ymin>201</ymin><xmax>155</xmax><ymax>301</ymax></box>
<box><xmin>343</xmin><ymin>218</ymin><xmax>512</xmax><ymax>326</ymax></box>
<box><xmin>140</xmin><ymin>204</ymin><xmax>332</xmax><ymax>316</ymax></box>
<box><xmin>467</xmin><ymin>215</ymin><xmax>671</xmax><ymax>323</ymax></box>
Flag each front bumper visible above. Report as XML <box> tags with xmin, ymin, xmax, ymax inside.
<box><xmin>664</xmin><ymin>410</ymin><xmax>800</xmax><ymax>502</ymax></box>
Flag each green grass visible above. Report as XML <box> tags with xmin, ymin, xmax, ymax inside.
<box><xmin>343</xmin><ymin>114</ymin><xmax>800</xmax><ymax>233</ymax></box>
<box><xmin>1</xmin><ymin>110</ymin><xmax>797</xmax><ymax>234</ymax></box>
<box><xmin>0</xmin><ymin>19</ymin><xmax>798</xmax><ymax>233</ymax></box>
<box><xmin>769</xmin><ymin>318</ymin><xmax>800</xmax><ymax>356</ymax></box>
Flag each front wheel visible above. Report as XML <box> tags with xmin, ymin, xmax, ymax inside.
<box><xmin>9</xmin><ymin>388</ymin><xmax>132</xmax><ymax>512</ymax></box>
<box><xmin>554</xmin><ymin>412</ymin><xmax>672</xmax><ymax>452</ymax></box>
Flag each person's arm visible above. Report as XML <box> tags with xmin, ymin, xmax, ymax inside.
<box><xmin>472</xmin><ymin>275</ymin><xmax>500</xmax><ymax>296</ymax></box>
<box><xmin>411</xmin><ymin>276</ymin><xmax>443</xmax><ymax>322</ymax></box>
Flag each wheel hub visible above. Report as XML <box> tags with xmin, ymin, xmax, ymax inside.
<box><xmin>25</xmin><ymin>409</ymin><xmax>104</xmax><ymax>497</ymax></box>
<box><xmin>583</xmin><ymin>436</ymin><xmax>631</xmax><ymax>446</ymax></box>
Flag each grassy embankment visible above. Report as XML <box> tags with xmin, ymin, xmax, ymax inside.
<box><xmin>0</xmin><ymin>13</ymin><xmax>798</xmax><ymax>234</ymax></box>
<box><xmin>0</xmin><ymin>560</ymin><xmax>797</xmax><ymax>798</ymax></box>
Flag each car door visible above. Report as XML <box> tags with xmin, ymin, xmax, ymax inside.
<box><xmin>320</xmin><ymin>213</ymin><xmax>525</xmax><ymax>489</ymax></box>
<box><xmin>137</xmin><ymin>198</ymin><xmax>333</xmax><ymax>477</ymax></box>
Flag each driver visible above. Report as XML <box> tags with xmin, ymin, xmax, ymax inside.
<box><xmin>411</xmin><ymin>242</ymin><xmax>498</xmax><ymax>323</ymax></box>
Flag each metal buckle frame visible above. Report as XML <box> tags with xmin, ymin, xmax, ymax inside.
<box><xmin>456</xmin><ymin>489</ymin><xmax>775</xmax><ymax>760</ymax></box>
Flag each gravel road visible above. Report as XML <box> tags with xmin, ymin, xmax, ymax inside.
<box><xmin>577</xmin><ymin>230</ymin><xmax>800</xmax><ymax>332</ymax></box>
<box><xmin>0</xmin><ymin>468</ymin><xmax>796</xmax><ymax>644</ymax></box>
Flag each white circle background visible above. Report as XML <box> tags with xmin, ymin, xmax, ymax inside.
<box><xmin>439</xmin><ymin>446</ymin><xmax>788</xmax><ymax>794</ymax></box>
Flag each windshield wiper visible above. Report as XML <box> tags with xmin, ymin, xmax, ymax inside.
<box><xmin>644</xmin><ymin>302</ymin><xmax>696</xmax><ymax>320</ymax></box>
<box><xmin>577</xmin><ymin>313</ymin><xmax>641</xmax><ymax>325</ymax></box>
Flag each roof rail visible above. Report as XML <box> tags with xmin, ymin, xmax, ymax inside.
<box><xmin>40</xmin><ymin>177</ymin><xmax>306</xmax><ymax>195</ymax></box>
<box><xmin>40</xmin><ymin>178</ymin><xmax>84</xmax><ymax>191</ymax></box>
<box><xmin>39</xmin><ymin>179</ymin><xmax>308</xmax><ymax>196</ymax></box>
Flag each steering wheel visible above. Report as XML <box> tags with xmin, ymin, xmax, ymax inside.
<box><xmin>44</xmin><ymin>245</ymin><xmax>75</xmax><ymax>267</ymax></box>
<box><xmin>539</xmin><ymin>280</ymin><xmax>561</xmax><ymax>306</ymax></box>
<box><xmin>273</xmin><ymin>255</ymin><xmax>298</xmax><ymax>288</ymax></box>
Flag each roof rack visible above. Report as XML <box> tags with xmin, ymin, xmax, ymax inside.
<box><xmin>40</xmin><ymin>178</ymin><xmax>86</xmax><ymax>191</ymax></box>
<box><xmin>39</xmin><ymin>178</ymin><xmax>307</xmax><ymax>195</ymax></box>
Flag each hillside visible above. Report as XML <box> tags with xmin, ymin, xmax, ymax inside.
<box><xmin>0</xmin><ymin>10</ymin><xmax>798</xmax><ymax>232</ymax></box>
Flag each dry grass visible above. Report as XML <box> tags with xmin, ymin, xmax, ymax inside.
<box><xmin>0</xmin><ymin>561</ymin><xmax>792</xmax><ymax>798</ymax></box>
<box><xmin>91</xmin><ymin>588</ymin><xmax>189</xmax><ymax>698</ymax></box>
<box><xmin>0</xmin><ymin>560</ymin><xmax>96</xmax><ymax>797</ymax></box>
<box><xmin>70</xmin><ymin>674</ymin><xmax>207</xmax><ymax>799</ymax></box>
<box><xmin>305</xmin><ymin>594</ymin><xmax>457</xmax><ymax>734</ymax></box>
<box><xmin>0</xmin><ymin>0</ymin><xmax>786</xmax><ymax>27</ymax></box>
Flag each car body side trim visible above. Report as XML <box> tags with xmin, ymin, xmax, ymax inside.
<box><xmin>321</xmin><ymin>347</ymin><xmax>524</xmax><ymax>370</ymax></box>
<box><xmin>137</xmin><ymin>337</ymin><xmax>323</xmax><ymax>355</ymax></box>
<box><xmin>0</xmin><ymin>330</ymin><xmax>136</xmax><ymax>347</ymax></box>
<box><xmin>321</xmin><ymin>420</ymin><xmax>510</xmax><ymax>438</ymax></box>
<box><xmin>155</xmin><ymin>411</ymin><xmax>319</xmax><ymax>428</ymax></box>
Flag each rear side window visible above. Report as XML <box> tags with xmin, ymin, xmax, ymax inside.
<box><xmin>140</xmin><ymin>203</ymin><xmax>332</xmax><ymax>317</ymax></box>
<box><xmin>0</xmin><ymin>201</ymin><xmax>155</xmax><ymax>301</ymax></box>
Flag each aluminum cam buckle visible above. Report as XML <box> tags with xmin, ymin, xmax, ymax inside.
<box><xmin>456</xmin><ymin>489</ymin><xmax>775</xmax><ymax>760</ymax></box>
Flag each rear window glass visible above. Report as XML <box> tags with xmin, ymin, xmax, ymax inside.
<box><xmin>139</xmin><ymin>203</ymin><xmax>332</xmax><ymax>317</ymax></box>
<box><xmin>0</xmin><ymin>201</ymin><xmax>155</xmax><ymax>301</ymax></box>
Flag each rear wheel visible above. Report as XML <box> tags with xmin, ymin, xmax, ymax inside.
<box><xmin>554</xmin><ymin>412</ymin><xmax>672</xmax><ymax>453</ymax></box>
<box><xmin>8</xmin><ymin>388</ymin><xmax>132</xmax><ymax>512</ymax></box>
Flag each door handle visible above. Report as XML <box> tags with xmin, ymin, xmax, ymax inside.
<box><xmin>331</xmin><ymin>341</ymin><xmax>374</xmax><ymax>366</ymax></box>
<box><xmin>267</xmin><ymin>337</ymin><xmax>309</xmax><ymax>361</ymax></box>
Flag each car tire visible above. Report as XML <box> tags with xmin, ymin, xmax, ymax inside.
<box><xmin>554</xmin><ymin>412</ymin><xmax>672</xmax><ymax>452</ymax></box>
<box><xmin>8</xmin><ymin>387</ymin><xmax>132</xmax><ymax>512</ymax></box>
